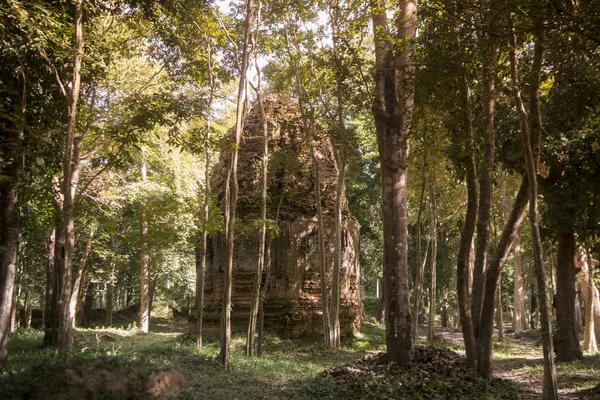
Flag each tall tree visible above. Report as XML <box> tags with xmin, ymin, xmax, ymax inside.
<box><xmin>220</xmin><ymin>0</ymin><xmax>254</xmax><ymax>369</ymax></box>
<box><xmin>371</xmin><ymin>0</ymin><xmax>416</xmax><ymax>365</ymax></box>
<box><xmin>508</xmin><ymin>19</ymin><xmax>558</xmax><ymax>398</ymax></box>
<box><xmin>0</xmin><ymin>70</ymin><xmax>25</xmax><ymax>370</ymax></box>
<box><xmin>57</xmin><ymin>0</ymin><xmax>84</xmax><ymax>359</ymax></box>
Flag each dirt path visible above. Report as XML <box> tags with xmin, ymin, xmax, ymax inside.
<box><xmin>436</xmin><ymin>327</ymin><xmax>600</xmax><ymax>399</ymax></box>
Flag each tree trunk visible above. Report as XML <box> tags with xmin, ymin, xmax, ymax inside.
<box><xmin>57</xmin><ymin>0</ymin><xmax>84</xmax><ymax>360</ymax></box>
<box><xmin>427</xmin><ymin>184</ymin><xmax>437</xmax><ymax>344</ymax></box>
<box><xmin>220</xmin><ymin>0</ymin><xmax>253</xmax><ymax>369</ymax></box>
<box><xmin>257</xmin><ymin>183</ymin><xmax>286</xmax><ymax>356</ymax></box>
<box><xmin>509</xmin><ymin>21</ymin><xmax>558</xmax><ymax>398</ymax></box>
<box><xmin>455</xmin><ymin>27</ymin><xmax>479</xmax><ymax>371</ymax></box>
<box><xmin>471</xmin><ymin>2</ymin><xmax>501</xmax><ymax>337</ymax></box>
<box><xmin>0</xmin><ymin>68</ymin><xmax>25</xmax><ymax>370</ymax></box>
<box><xmin>105</xmin><ymin>259</ymin><xmax>115</xmax><ymax>327</ymax></box>
<box><xmin>43</xmin><ymin>230</ymin><xmax>59</xmax><ymax>346</ymax></box>
<box><xmin>329</xmin><ymin>1</ymin><xmax>346</xmax><ymax>349</ymax></box>
<box><xmin>513</xmin><ymin>232</ymin><xmax>526</xmax><ymax>332</ymax></box>
<box><xmin>70</xmin><ymin>229</ymin><xmax>94</xmax><ymax>328</ymax></box>
<box><xmin>140</xmin><ymin>159</ymin><xmax>150</xmax><ymax>333</ymax></box>
<box><xmin>195</xmin><ymin>40</ymin><xmax>215</xmax><ymax>349</ymax></box>
<box><xmin>554</xmin><ymin>232</ymin><xmax>583</xmax><ymax>361</ymax></box>
<box><xmin>581</xmin><ymin>248</ymin><xmax>598</xmax><ymax>353</ymax></box>
<box><xmin>371</xmin><ymin>0</ymin><xmax>416</xmax><ymax>366</ymax></box>
<box><xmin>496</xmin><ymin>279</ymin><xmax>504</xmax><ymax>340</ymax></box>
<box><xmin>247</xmin><ymin>36</ymin><xmax>268</xmax><ymax>356</ymax></box>
<box><xmin>330</xmin><ymin>146</ymin><xmax>346</xmax><ymax>348</ymax></box>
<box><xmin>413</xmin><ymin>164</ymin><xmax>429</xmax><ymax>340</ymax></box>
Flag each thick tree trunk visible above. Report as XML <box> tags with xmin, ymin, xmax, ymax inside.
<box><xmin>140</xmin><ymin>160</ymin><xmax>150</xmax><ymax>333</ymax></box>
<box><xmin>554</xmin><ymin>232</ymin><xmax>583</xmax><ymax>361</ymax></box>
<box><xmin>371</xmin><ymin>0</ymin><xmax>416</xmax><ymax>366</ymax></box>
<box><xmin>0</xmin><ymin>73</ymin><xmax>25</xmax><ymax>370</ymax></box>
<box><xmin>220</xmin><ymin>0</ymin><xmax>253</xmax><ymax>369</ymax></box>
<box><xmin>513</xmin><ymin>232</ymin><xmax>526</xmax><ymax>332</ymax></box>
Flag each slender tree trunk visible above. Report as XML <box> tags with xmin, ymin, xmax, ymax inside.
<box><xmin>257</xmin><ymin>184</ymin><xmax>286</xmax><ymax>356</ymax></box>
<box><xmin>57</xmin><ymin>0</ymin><xmax>84</xmax><ymax>360</ymax></box>
<box><xmin>70</xmin><ymin>229</ymin><xmax>94</xmax><ymax>328</ymax></box>
<box><xmin>329</xmin><ymin>1</ymin><xmax>346</xmax><ymax>349</ymax></box>
<box><xmin>582</xmin><ymin>247</ymin><xmax>598</xmax><ymax>353</ymax></box>
<box><xmin>196</xmin><ymin>40</ymin><xmax>215</xmax><ymax>349</ymax></box>
<box><xmin>513</xmin><ymin>232</ymin><xmax>525</xmax><ymax>332</ymax></box>
<box><xmin>476</xmin><ymin>15</ymin><xmax>548</xmax><ymax>377</ymax></box>
<box><xmin>455</xmin><ymin>29</ymin><xmax>479</xmax><ymax>370</ymax></box>
<box><xmin>371</xmin><ymin>0</ymin><xmax>416</xmax><ymax>366</ymax></box>
<box><xmin>105</xmin><ymin>259</ymin><xmax>115</xmax><ymax>327</ymax></box>
<box><xmin>24</xmin><ymin>291</ymin><xmax>32</xmax><ymax>329</ymax></box>
<box><xmin>496</xmin><ymin>279</ymin><xmax>504</xmax><ymax>340</ymax></box>
<box><xmin>247</xmin><ymin>28</ymin><xmax>268</xmax><ymax>356</ymax></box>
<box><xmin>140</xmin><ymin>159</ymin><xmax>150</xmax><ymax>333</ymax></box>
<box><xmin>313</xmin><ymin>148</ymin><xmax>331</xmax><ymax>345</ymax></box>
<box><xmin>509</xmin><ymin>21</ymin><xmax>558</xmax><ymax>398</ymax></box>
<box><xmin>427</xmin><ymin>183</ymin><xmax>437</xmax><ymax>344</ymax></box>
<box><xmin>220</xmin><ymin>0</ymin><xmax>253</xmax><ymax>369</ymax></box>
<box><xmin>43</xmin><ymin>229</ymin><xmax>59</xmax><ymax>346</ymax></box>
<box><xmin>413</xmin><ymin>162</ymin><xmax>428</xmax><ymax>339</ymax></box>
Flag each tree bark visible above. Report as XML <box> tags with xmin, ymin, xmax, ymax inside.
<box><xmin>247</xmin><ymin>31</ymin><xmax>268</xmax><ymax>356</ymax></box>
<box><xmin>371</xmin><ymin>0</ymin><xmax>416</xmax><ymax>366</ymax></box>
<box><xmin>43</xmin><ymin>230</ymin><xmax>59</xmax><ymax>346</ymax></box>
<box><xmin>581</xmin><ymin>247</ymin><xmax>598</xmax><ymax>353</ymax></box>
<box><xmin>455</xmin><ymin>28</ymin><xmax>479</xmax><ymax>371</ymax></box>
<box><xmin>554</xmin><ymin>232</ymin><xmax>583</xmax><ymax>361</ymax></box>
<box><xmin>471</xmin><ymin>3</ymin><xmax>500</xmax><ymax>338</ymax></box>
<box><xmin>0</xmin><ymin>73</ymin><xmax>25</xmax><ymax>370</ymax></box>
<box><xmin>57</xmin><ymin>0</ymin><xmax>84</xmax><ymax>360</ymax></box>
<box><xmin>509</xmin><ymin>21</ymin><xmax>558</xmax><ymax>398</ymax></box>
<box><xmin>427</xmin><ymin>183</ymin><xmax>437</xmax><ymax>344</ymax></box>
<box><xmin>70</xmin><ymin>229</ymin><xmax>94</xmax><ymax>328</ymax></box>
<box><xmin>196</xmin><ymin>40</ymin><xmax>215</xmax><ymax>349</ymax></box>
<box><xmin>512</xmin><ymin>232</ymin><xmax>526</xmax><ymax>332</ymax></box>
<box><xmin>140</xmin><ymin>159</ymin><xmax>150</xmax><ymax>333</ymax></box>
<box><xmin>105</xmin><ymin>258</ymin><xmax>115</xmax><ymax>327</ymax></box>
<box><xmin>220</xmin><ymin>0</ymin><xmax>253</xmax><ymax>369</ymax></box>
<box><xmin>413</xmin><ymin>163</ymin><xmax>429</xmax><ymax>339</ymax></box>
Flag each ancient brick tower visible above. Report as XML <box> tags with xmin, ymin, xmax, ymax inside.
<box><xmin>200</xmin><ymin>95</ymin><xmax>362</xmax><ymax>338</ymax></box>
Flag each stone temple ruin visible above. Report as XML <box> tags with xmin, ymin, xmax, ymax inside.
<box><xmin>199</xmin><ymin>95</ymin><xmax>362</xmax><ymax>338</ymax></box>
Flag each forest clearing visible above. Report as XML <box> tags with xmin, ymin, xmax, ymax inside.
<box><xmin>1</xmin><ymin>0</ymin><xmax>600</xmax><ymax>399</ymax></box>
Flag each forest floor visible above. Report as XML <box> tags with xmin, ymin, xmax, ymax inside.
<box><xmin>1</xmin><ymin>301</ymin><xmax>599</xmax><ymax>399</ymax></box>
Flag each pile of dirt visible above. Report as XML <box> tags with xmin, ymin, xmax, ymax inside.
<box><xmin>322</xmin><ymin>346</ymin><xmax>521</xmax><ymax>399</ymax></box>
